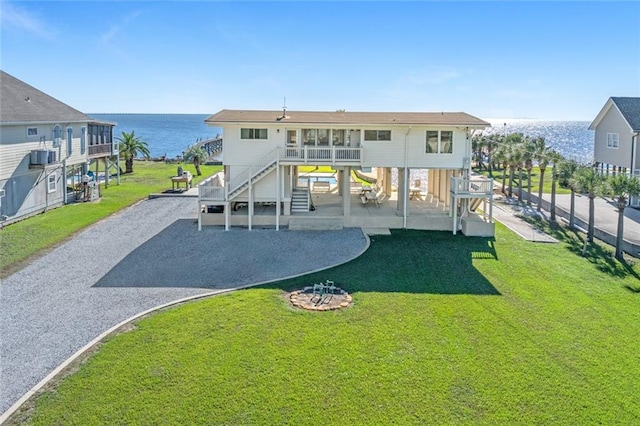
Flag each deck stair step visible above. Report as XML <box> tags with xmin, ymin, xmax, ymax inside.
<box><xmin>289</xmin><ymin>217</ymin><xmax>343</xmax><ymax>231</ymax></box>
<box><xmin>228</xmin><ymin>162</ymin><xmax>277</xmax><ymax>200</ymax></box>
<box><xmin>291</xmin><ymin>187</ymin><xmax>310</xmax><ymax>212</ymax></box>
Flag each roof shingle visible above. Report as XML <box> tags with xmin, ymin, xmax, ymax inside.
<box><xmin>205</xmin><ymin>109</ymin><xmax>490</xmax><ymax>127</ymax></box>
<box><xmin>0</xmin><ymin>70</ymin><xmax>91</xmax><ymax>124</ymax></box>
<box><xmin>611</xmin><ymin>97</ymin><xmax>640</xmax><ymax>132</ymax></box>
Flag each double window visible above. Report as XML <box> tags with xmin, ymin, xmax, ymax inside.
<box><xmin>241</xmin><ymin>128</ymin><xmax>268</xmax><ymax>139</ymax></box>
<box><xmin>302</xmin><ymin>129</ymin><xmax>329</xmax><ymax>146</ymax></box>
<box><xmin>426</xmin><ymin>130</ymin><xmax>453</xmax><ymax>154</ymax></box>
<box><xmin>607</xmin><ymin>133</ymin><xmax>619</xmax><ymax>149</ymax></box>
<box><xmin>364</xmin><ymin>130</ymin><xmax>391</xmax><ymax>141</ymax></box>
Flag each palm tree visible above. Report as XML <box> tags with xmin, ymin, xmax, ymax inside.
<box><xmin>485</xmin><ymin>134</ymin><xmax>501</xmax><ymax>178</ymax></box>
<box><xmin>557</xmin><ymin>159</ymin><xmax>579</xmax><ymax>229</ymax></box>
<box><xmin>532</xmin><ymin>137</ymin><xmax>550</xmax><ymax>212</ymax></box>
<box><xmin>548</xmin><ymin>150</ymin><xmax>564</xmax><ymax>221</ymax></box>
<box><xmin>492</xmin><ymin>141</ymin><xmax>509</xmax><ymax>194</ymax></box>
<box><xmin>570</xmin><ymin>166</ymin><xmax>606</xmax><ymax>243</ymax></box>
<box><xmin>522</xmin><ymin>137</ymin><xmax>536</xmax><ymax>206</ymax></box>
<box><xmin>183</xmin><ymin>144</ymin><xmax>208</xmax><ymax>176</ymax></box>
<box><xmin>117</xmin><ymin>131</ymin><xmax>150</xmax><ymax>174</ymax></box>
<box><xmin>606</xmin><ymin>174</ymin><xmax>640</xmax><ymax>260</ymax></box>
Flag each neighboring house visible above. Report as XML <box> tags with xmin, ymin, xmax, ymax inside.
<box><xmin>590</xmin><ymin>97</ymin><xmax>640</xmax><ymax>176</ymax></box>
<box><xmin>198</xmin><ymin>109</ymin><xmax>494</xmax><ymax>236</ymax></box>
<box><xmin>0</xmin><ymin>70</ymin><xmax>117</xmax><ymax>224</ymax></box>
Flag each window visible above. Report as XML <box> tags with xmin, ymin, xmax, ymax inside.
<box><xmin>317</xmin><ymin>129</ymin><xmax>329</xmax><ymax>146</ymax></box>
<box><xmin>425</xmin><ymin>130</ymin><xmax>454</xmax><ymax>154</ymax></box>
<box><xmin>53</xmin><ymin>125</ymin><xmax>62</xmax><ymax>147</ymax></box>
<box><xmin>66</xmin><ymin>127</ymin><xmax>73</xmax><ymax>154</ymax></box>
<box><xmin>240</xmin><ymin>128</ymin><xmax>268</xmax><ymax>139</ymax></box>
<box><xmin>81</xmin><ymin>127</ymin><xmax>86</xmax><ymax>154</ymax></box>
<box><xmin>286</xmin><ymin>130</ymin><xmax>297</xmax><ymax>145</ymax></box>
<box><xmin>27</xmin><ymin>127</ymin><xmax>38</xmax><ymax>137</ymax></box>
<box><xmin>47</xmin><ymin>172</ymin><xmax>57</xmax><ymax>193</ymax></box>
<box><xmin>607</xmin><ymin>133</ymin><xmax>619</xmax><ymax>149</ymax></box>
<box><xmin>364</xmin><ymin>130</ymin><xmax>391</xmax><ymax>141</ymax></box>
<box><xmin>302</xmin><ymin>129</ymin><xmax>316</xmax><ymax>146</ymax></box>
<box><xmin>332</xmin><ymin>129</ymin><xmax>345</xmax><ymax>146</ymax></box>
<box><xmin>426</xmin><ymin>131</ymin><xmax>439</xmax><ymax>153</ymax></box>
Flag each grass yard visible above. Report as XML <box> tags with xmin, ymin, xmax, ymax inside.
<box><xmin>0</xmin><ymin>161</ymin><xmax>221</xmax><ymax>276</ymax></box>
<box><xmin>474</xmin><ymin>166</ymin><xmax>571</xmax><ymax>195</ymax></box>
<box><xmin>15</xmin><ymin>224</ymin><xmax>640</xmax><ymax>425</ymax></box>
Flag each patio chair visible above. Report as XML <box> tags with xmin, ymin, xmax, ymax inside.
<box><xmin>409</xmin><ymin>179</ymin><xmax>422</xmax><ymax>200</ymax></box>
<box><xmin>325</xmin><ymin>280</ymin><xmax>336</xmax><ymax>294</ymax></box>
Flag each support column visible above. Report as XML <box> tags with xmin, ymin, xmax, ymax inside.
<box><xmin>444</xmin><ymin>170</ymin><xmax>452</xmax><ymax>207</ymax></box>
<box><xmin>342</xmin><ymin>167</ymin><xmax>351</xmax><ymax>217</ymax></box>
<box><xmin>276</xmin><ymin>165</ymin><xmax>280</xmax><ymax>230</ymax></box>
<box><xmin>337</xmin><ymin>169</ymin><xmax>343</xmax><ymax>196</ymax></box>
<box><xmin>396</xmin><ymin>167</ymin><xmax>406</xmax><ymax>212</ymax></box>
<box><xmin>384</xmin><ymin>168</ymin><xmax>392</xmax><ymax>195</ymax></box>
<box><xmin>248</xmin><ymin>167</ymin><xmax>253</xmax><ymax>230</ymax></box>
<box><xmin>439</xmin><ymin>170</ymin><xmax>447</xmax><ymax>204</ymax></box>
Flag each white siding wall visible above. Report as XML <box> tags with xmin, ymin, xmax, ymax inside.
<box><xmin>362</xmin><ymin>126</ymin><xmax>469</xmax><ymax>169</ymax></box>
<box><xmin>223</xmin><ymin>125</ymin><xmax>285</xmax><ymax>168</ymax></box>
<box><xmin>593</xmin><ymin>107</ymin><xmax>633</xmax><ymax>168</ymax></box>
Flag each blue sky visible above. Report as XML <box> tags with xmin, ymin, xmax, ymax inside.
<box><xmin>1</xmin><ymin>1</ymin><xmax>639</xmax><ymax>119</ymax></box>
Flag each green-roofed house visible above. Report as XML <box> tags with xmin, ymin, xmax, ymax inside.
<box><xmin>0</xmin><ymin>71</ymin><xmax>118</xmax><ymax>224</ymax></box>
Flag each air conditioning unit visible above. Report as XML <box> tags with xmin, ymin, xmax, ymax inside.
<box><xmin>30</xmin><ymin>149</ymin><xmax>49</xmax><ymax>165</ymax></box>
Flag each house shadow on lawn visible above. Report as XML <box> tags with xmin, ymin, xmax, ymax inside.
<box><xmin>262</xmin><ymin>230</ymin><xmax>501</xmax><ymax>296</ymax></box>
<box><xmin>93</xmin><ymin>220</ymin><xmax>369</xmax><ymax>289</ymax></box>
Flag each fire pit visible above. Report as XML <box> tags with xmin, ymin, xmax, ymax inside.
<box><xmin>289</xmin><ymin>281</ymin><xmax>352</xmax><ymax>311</ymax></box>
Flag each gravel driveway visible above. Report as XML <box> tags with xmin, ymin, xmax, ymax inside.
<box><xmin>0</xmin><ymin>197</ymin><xmax>367</xmax><ymax>415</ymax></box>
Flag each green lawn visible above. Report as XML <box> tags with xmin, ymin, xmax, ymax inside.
<box><xmin>0</xmin><ymin>161</ymin><xmax>221</xmax><ymax>276</ymax></box>
<box><xmin>15</xmin><ymin>224</ymin><xmax>640</xmax><ymax>425</ymax></box>
<box><xmin>475</xmin><ymin>166</ymin><xmax>571</xmax><ymax>195</ymax></box>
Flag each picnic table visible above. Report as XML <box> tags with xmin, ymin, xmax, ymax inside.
<box><xmin>171</xmin><ymin>172</ymin><xmax>192</xmax><ymax>190</ymax></box>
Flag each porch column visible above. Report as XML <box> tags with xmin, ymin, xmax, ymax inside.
<box><xmin>384</xmin><ymin>168</ymin><xmax>392</xmax><ymax>195</ymax></box>
<box><xmin>276</xmin><ymin>165</ymin><xmax>280</xmax><ymax>230</ymax></box>
<box><xmin>337</xmin><ymin>169</ymin><xmax>343</xmax><ymax>196</ymax></box>
<box><xmin>105</xmin><ymin>158</ymin><xmax>110</xmax><ymax>187</ymax></box>
<box><xmin>439</xmin><ymin>170</ymin><xmax>447</xmax><ymax>204</ymax></box>
<box><xmin>396</xmin><ymin>167</ymin><xmax>406</xmax><ymax>212</ymax></box>
<box><xmin>445</xmin><ymin>170</ymin><xmax>452</xmax><ymax>207</ymax></box>
<box><xmin>248</xmin><ymin>167</ymin><xmax>253</xmax><ymax>230</ymax></box>
<box><xmin>432</xmin><ymin>169</ymin><xmax>440</xmax><ymax>202</ymax></box>
<box><xmin>342</xmin><ymin>167</ymin><xmax>351</xmax><ymax>217</ymax></box>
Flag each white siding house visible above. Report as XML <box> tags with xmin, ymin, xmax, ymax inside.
<box><xmin>199</xmin><ymin>109</ymin><xmax>494</xmax><ymax>236</ymax></box>
<box><xmin>0</xmin><ymin>71</ymin><xmax>116</xmax><ymax>224</ymax></box>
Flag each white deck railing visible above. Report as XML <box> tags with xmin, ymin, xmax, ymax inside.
<box><xmin>278</xmin><ymin>146</ymin><xmax>361</xmax><ymax>164</ymax></box>
<box><xmin>451</xmin><ymin>176</ymin><xmax>493</xmax><ymax>195</ymax></box>
<box><xmin>228</xmin><ymin>148</ymin><xmax>278</xmax><ymax>196</ymax></box>
<box><xmin>199</xmin><ymin>172</ymin><xmax>225</xmax><ymax>201</ymax></box>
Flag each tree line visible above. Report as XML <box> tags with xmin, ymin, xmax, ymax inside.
<box><xmin>472</xmin><ymin>133</ymin><xmax>640</xmax><ymax>260</ymax></box>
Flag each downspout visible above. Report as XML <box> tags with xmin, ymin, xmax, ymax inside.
<box><xmin>632</xmin><ymin>132</ymin><xmax>639</xmax><ymax>176</ymax></box>
<box><xmin>403</xmin><ymin>126</ymin><xmax>412</xmax><ymax>229</ymax></box>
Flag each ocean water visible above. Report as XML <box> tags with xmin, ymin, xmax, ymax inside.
<box><xmin>90</xmin><ymin>114</ymin><xmax>594</xmax><ymax>163</ymax></box>
<box><xmin>483</xmin><ymin>119</ymin><xmax>593</xmax><ymax>164</ymax></box>
<box><xmin>90</xmin><ymin>113</ymin><xmax>222</xmax><ymax>158</ymax></box>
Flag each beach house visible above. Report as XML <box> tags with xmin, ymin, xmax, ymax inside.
<box><xmin>590</xmin><ymin>97</ymin><xmax>640</xmax><ymax>207</ymax></box>
<box><xmin>0</xmin><ymin>70</ymin><xmax>118</xmax><ymax>224</ymax></box>
<box><xmin>198</xmin><ymin>109</ymin><xmax>495</xmax><ymax>236</ymax></box>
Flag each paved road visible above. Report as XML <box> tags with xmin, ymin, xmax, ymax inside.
<box><xmin>550</xmin><ymin>194</ymin><xmax>640</xmax><ymax>245</ymax></box>
<box><xmin>0</xmin><ymin>198</ymin><xmax>368</xmax><ymax>416</ymax></box>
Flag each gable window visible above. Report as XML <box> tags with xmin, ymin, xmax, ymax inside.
<box><xmin>240</xmin><ymin>128</ymin><xmax>268</xmax><ymax>139</ymax></box>
<box><xmin>607</xmin><ymin>133</ymin><xmax>619</xmax><ymax>149</ymax></box>
<box><xmin>27</xmin><ymin>127</ymin><xmax>38</xmax><ymax>137</ymax></box>
<box><xmin>364</xmin><ymin>130</ymin><xmax>391</xmax><ymax>141</ymax></box>
<box><xmin>66</xmin><ymin>127</ymin><xmax>73</xmax><ymax>154</ymax></box>
<box><xmin>47</xmin><ymin>172</ymin><xmax>57</xmax><ymax>193</ymax></box>
<box><xmin>81</xmin><ymin>127</ymin><xmax>86</xmax><ymax>154</ymax></box>
<box><xmin>426</xmin><ymin>130</ymin><xmax>454</xmax><ymax>154</ymax></box>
